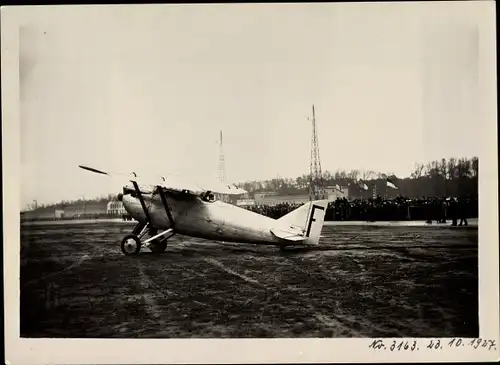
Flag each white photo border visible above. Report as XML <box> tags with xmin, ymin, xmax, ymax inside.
<box><xmin>2</xmin><ymin>3</ymin><xmax>498</xmax><ymax>364</ymax></box>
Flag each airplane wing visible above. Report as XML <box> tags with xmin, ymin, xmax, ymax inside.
<box><xmin>79</xmin><ymin>165</ymin><xmax>246</xmax><ymax>196</ymax></box>
<box><xmin>154</xmin><ymin>174</ymin><xmax>205</xmax><ymax>194</ymax></box>
<box><xmin>137</xmin><ymin>173</ymin><xmax>247</xmax><ymax>196</ymax></box>
<box><xmin>189</xmin><ymin>175</ymin><xmax>247</xmax><ymax>195</ymax></box>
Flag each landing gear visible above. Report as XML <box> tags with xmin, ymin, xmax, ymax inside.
<box><xmin>120</xmin><ymin>183</ymin><xmax>176</xmax><ymax>256</ymax></box>
<box><xmin>148</xmin><ymin>239</ymin><xmax>168</xmax><ymax>254</ymax></box>
<box><xmin>121</xmin><ymin>234</ymin><xmax>142</xmax><ymax>256</ymax></box>
<box><xmin>121</xmin><ymin>223</ymin><xmax>174</xmax><ymax>256</ymax></box>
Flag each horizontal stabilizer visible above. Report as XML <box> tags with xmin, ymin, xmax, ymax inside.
<box><xmin>270</xmin><ymin>228</ymin><xmax>306</xmax><ymax>242</ymax></box>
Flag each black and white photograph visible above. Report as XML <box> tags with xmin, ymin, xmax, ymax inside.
<box><xmin>3</xmin><ymin>2</ymin><xmax>498</xmax><ymax>364</ymax></box>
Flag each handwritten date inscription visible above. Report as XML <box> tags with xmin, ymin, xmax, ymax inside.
<box><xmin>369</xmin><ymin>338</ymin><xmax>497</xmax><ymax>352</ymax></box>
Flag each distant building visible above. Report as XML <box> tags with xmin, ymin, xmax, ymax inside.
<box><xmin>254</xmin><ymin>193</ymin><xmax>310</xmax><ymax>206</ymax></box>
<box><xmin>214</xmin><ymin>193</ymin><xmax>230</xmax><ymax>203</ymax></box>
<box><xmin>107</xmin><ymin>201</ymin><xmax>127</xmax><ymax>215</ymax></box>
<box><xmin>240</xmin><ymin>186</ymin><xmax>348</xmax><ymax>207</ymax></box>
<box><xmin>324</xmin><ymin>185</ymin><xmax>349</xmax><ymax>200</ymax></box>
<box><xmin>54</xmin><ymin>210</ymin><xmax>65</xmax><ymax>219</ymax></box>
<box><xmin>236</xmin><ymin>199</ymin><xmax>256</xmax><ymax>206</ymax></box>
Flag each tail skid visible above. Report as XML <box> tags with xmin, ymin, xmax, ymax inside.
<box><xmin>271</xmin><ymin>200</ymin><xmax>329</xmax><ymax>245</ymax></box>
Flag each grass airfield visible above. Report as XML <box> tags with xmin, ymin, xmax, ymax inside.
<box><xmin>20</xmin><ymin>220</ymin><xmax>478</xmax><ymax>338</ymax></box>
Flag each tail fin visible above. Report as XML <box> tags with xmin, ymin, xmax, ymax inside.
<box><xmin>273</xmin><ymin>200</ymin><xmax>329</xmax><ymax>245</ymax></box>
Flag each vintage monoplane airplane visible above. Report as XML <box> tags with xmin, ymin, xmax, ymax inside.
<box><xmin>79</xmin><ymin>165</ymin><xmax>328</xmax><ymax>256</ymax></box>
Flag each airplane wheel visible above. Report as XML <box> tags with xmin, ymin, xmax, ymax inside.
<box><xmin>149</xmin><ymin>240</ymin><xmax>167</xmax><ymax>254</ymax></box>
<box><xmin>121</xmin><ymin>234</ymin><xmax>142</xmax><ymax>256</ymax></box>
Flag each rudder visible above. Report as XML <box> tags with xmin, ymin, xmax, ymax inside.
<box><xmin>276</xmin><ymin>200</ymin><xmax>329</xmax><ymax>245</ymax></box>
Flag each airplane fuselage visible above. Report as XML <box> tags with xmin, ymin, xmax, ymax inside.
<box><xmin>77</xmin><ymin>165</ymin><xmax>328</xmax><ymax>255</ymax></box>
<box><xmin>122</xmin><ymin>193</ymin><xmax>285</xmax><ymax>245</ymax></box>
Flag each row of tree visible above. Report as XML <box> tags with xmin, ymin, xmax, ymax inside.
<box><xmin>236</xmin><ymin>156</ymin><xmax>479</xmax><ymax>198</ymax></box>
<box><xmin>27</xmin><ymin>194</ymin><xmax>115</xmax><ymax>211</ymax></box>
<box><xmin>27</xmin><ymin>156</ymin><xmax>478</xmax><ymax>211</ymax></box>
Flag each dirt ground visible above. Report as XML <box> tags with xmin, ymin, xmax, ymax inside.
<box><xmin>20</xmin><ymin>221</ymin><xmax>478</xmax><ymax>338</ymax></box>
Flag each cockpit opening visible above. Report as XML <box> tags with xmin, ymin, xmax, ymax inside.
<box><xmin>200</xmin><ymin>191</ymin><xmax>216</xmax><ymax>202</ymax></box>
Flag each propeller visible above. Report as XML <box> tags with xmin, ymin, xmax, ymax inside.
<box><xmin>78</xmin><ymin>165</ymin><xmax>111</xmax><ymax>176</ymax></box>
<box><xmin>78</xmin><ymin>164</ymin><xmax>198</xmax><ymax>192</ymax></box>
<box><xmin>78</xmin><ymin>164</ymin><xmax>247</xmax><ymax>195</ymax></box>
<box><xmin>78</xmin><ymin>165</ymin><xmax>138</xmax><ymax>178</ymax></box>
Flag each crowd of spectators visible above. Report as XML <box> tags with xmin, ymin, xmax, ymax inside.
<box><xmin>246</xmin><ymin>203</ymin><xmax>301</xmax><ymax>220</ymax></box>
<box><xmin>23</xmin><ymin>195</ymin><xmax>476</xmax><ymax>226</ymax></box>
<box><xmin>245</xmin><ymin>195</ymin><xmax>478</xmax><ymax>225</ymax></box>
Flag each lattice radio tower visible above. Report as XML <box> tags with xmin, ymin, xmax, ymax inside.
<box><xmin>218</xmin><ymin>130</ymin><xmax>226</xmax><ymax>183</ymax></box>
<box><xmin>309</xmin><ymin>105</ymin><xmax>326</xmax><ymax>200</ymax></box>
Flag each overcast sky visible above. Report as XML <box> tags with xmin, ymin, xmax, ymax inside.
<box><xmin>18</xmin><ymin>3</ymin><xmax>492</xmax><ymax>207</ymax></box>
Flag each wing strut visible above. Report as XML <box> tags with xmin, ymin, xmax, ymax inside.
<box><xmin>131</xmin><ymin>180</ymin><xmax>152</xmax><ymax>224</ymax></box>
<box><xmin>156</xmin><ymin>185</ymin><xmax>175</xmax><ymax>227</ymax></box>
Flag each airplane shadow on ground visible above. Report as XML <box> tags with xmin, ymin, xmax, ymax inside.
<box><xmin>111</xmin><ymin>229</ymin><xmax>479</xmax><ymax>262</ymax></box>
<box><xmin>135</xmin><ymin>247</ymin><xmax>281</xmax><ymax>260</ymax></box>
<box><xmin>131</xmin><ymin>243</ymin><xmax>427</xmax><ymax>260</ymax></box>
<box><xmin>162</xmin><ymin>242</ymin><xmax>477</xmax><ymax>255</ymax></box>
